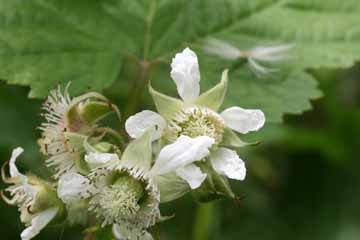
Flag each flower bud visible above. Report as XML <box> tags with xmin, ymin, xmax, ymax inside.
<box><xmin>1</xmin><ymin>148</ymin><xmax>66</xmax><ymax>240</ymax></box>
<box><xmin>39</xmin><ymin>86</ymin><xmax>121</xmax><ymax>178</ymax></box>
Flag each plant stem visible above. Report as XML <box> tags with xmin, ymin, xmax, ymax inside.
<box><xmin>143</xmin><ymin>0</ymin><xmax>157</xmax><ymax>60</ymax></box>
<box><xmin>192</xmin><ymin>202</ymin><xmax>217</xmax><ymax>240</ymax></box>
<box><xmin>123</xmin><ymin>59</ymin><xmax>151</xmax><ymax>120</ymax></box>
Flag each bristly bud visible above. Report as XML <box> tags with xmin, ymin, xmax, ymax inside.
<box><xmin>38</xmin><ymin>84</ymin><xmax>121</xmax><ymax>178</ymax></box>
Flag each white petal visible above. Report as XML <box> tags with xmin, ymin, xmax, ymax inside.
<box><xmin>170</xmin><ymin>47</ymin><xmax>200</xmax><ymax>103</ymax></box>
<box><xmin>210</xmin><ymin>148</ymin><xmax>246</xmax><ymax>180</ymax></box>
<box><xmin>250</xmin><ymin>44</ymin><xmax>294</xmax><ymax>61</ymax></box>
<box><xmin>175</xmin><ymin>164</ymin><xmax>207</xmax><ymax>189</ymax></box>
<box><xmin>84</xmin><ymin>152</ymin><xmax>119</xmax><ymax>169</ymax></box>
<box><xmin>221</xmin><ymin>106</ymin><xmax>265</xmax><ymax>134</ymax></box>
<box><xmin>202</xmin><ymin>38</ymin><xmax>242</xmax><ymax>60</ymax></box>
<box><xmin>112</xmin><ymin>224</ymin><xmax>153</xmax><ymax>240</ymax></box>
<box><xmin>112</xmin><ymin>224</ymin><xmax>125</xmax><ymax>240</ymax></box>
<box><xmin>125</xmin><ymin>110</ymin><xmax>166</xmax><ymax>141</ymax></box>
<box><xmin>20</xmin><ymin>207</ymin><xmax>58</xmax><ymax>240</ymax></box>
<box><xmin>9</xmin><ymin>147</ymin><xmax>25</xmax><ymax>178</ymax></box>
<box><xmin>151</xmin><ymin>135</ymin><xmax>214</xmax><ymax>175</ymax></box>
<box><xmin>57</xmin><ymin>172</ymin><xmax>91</xmax><ymax>203</ymax></box>
<box><xmin>248</xmin><ymin>58</ymin><xmax>276</xmax><ymax>77</ymax></box>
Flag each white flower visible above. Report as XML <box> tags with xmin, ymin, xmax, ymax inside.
<box><xmin>202</xmin><ymin>38</ymin><xmax>294</xmax><ymax>77</ymax></box>
<box><xmin>151</xmin><ymin>135</ymin><xmax>214</xmax><ymax>189</ymax></box>
<box><xmin>127</xmin><ymin>48</ymin><xmax>265</xmax><ymax>183</ymax></box>
<box><xmin>1</xmin><ymin>148</ymin><xmax>60</xmax><ymax>240</ymax></box>
<box><xmin>59</xmin><ymin>149</ymin><xmax>160</xmax><ymax>239</ymax></box>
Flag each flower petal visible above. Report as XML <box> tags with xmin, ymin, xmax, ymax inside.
<box><xmin>171</xmin><ymin>47</ymin><xmax>200</xmax><ymax>103</ymax></box>
<box><xmin>125</xmin><ymin>110</ymin><xmax>166</xmax><ymax>141</ymax></box>
<box><xmin>112</xmin><ymin>224</ymin><xmax>153</xmax><ymax>240</ymax></box>
<box><xmin>175</xmin><ymin>164</ymin><xmax>207</xmax><ymax>189</ymax></box>
<box><xmin>210</xmin><ymin>148</ymin><xmax>246</xmax><ymax>180</ymax></box>
<box><xmin>9</xmin><ymin>147</ymin><xmax>25</xmax><ymax>178</ymax></box>
<box><xmin>151</xmin><ymin>135</ymin><xmax>214</xmax><ymax>175</ymax></box>
<box><xmin>221</xmin><ymin>106</ymin><xmax>265</xmax><ymax>134</ymax></box>
<box><xmin>201</xmin><ymin>38</ymin><xmax>242</xmax><ymax>60</ymax></box>
<box><xmin>20</xmin><ymin>207</ymin><xmax>58</xmax><ymax>240</ymax></box>
<box><xmin>57</xmin><ymin>172</ymin><xmax>92</xmax><ymax>203</ymax></box>
<box><xmin>84</xmin><ymin>152</ymin><xmax>119</xmax><ymax>169</ymax></box>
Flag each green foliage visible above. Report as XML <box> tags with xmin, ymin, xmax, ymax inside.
<box><xmin>0</xmin><ymin>0</ymin><xmax>359</xmax><ymax>121</ymax></box>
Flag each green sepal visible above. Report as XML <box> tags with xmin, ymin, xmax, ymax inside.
<box><xmin>155</xmin><ymin>173</ymin><xmax>190</xmax><ymax>203</ymax></box>
<box><xmin>65</xmin><ymin>92</ymin><xmax>121</xmax><ymax>133</ymax></box>
<box><xmin>192</xmin><ymin>161</ymin><xmax>235</xmax><ymax>203</ymax></box>
<box><xmin>93</xmin><ymin>142</ymin><xmax>115</xmax><ymax>153</ymax></box>
<box><xmin>64</xmin><ymin>132</ymin><xmax>87</xmax><ymax>153</ymax></box>
<box><xmin>149</xmin><ymin>83</ymin><xmax>183</xmax><ymax>121</ymax></box>
<box><xmin>74</xmin><ymin>154</ymin><xmax>90</xmax><ymax>175</ymax></box>
<box><xmin>195</xmin><ymin>69</ymin><xmax>228</xmax><ymax>111</ymax></box>
<box><xmin>27</xmin><ymin>176</ymin><xmax>67</xmax><ymax>222</ymax></box>
<box><xmin>220</xmin><ymin>128</ymin><xmax>260</xmax><ymax>149</ymax></box>
<box><xmin>121</xmin><ymin>130</ymin><xmax>152</xmax><ymax>171</ymax></box>
<box><xmin>78</xmin><ymin>101</ymin><xmax>115</xmax><ymax>125</ymax></box>
<box><xmin>66</xmin><ymin>199</ymin><xmax>89</xmax><ymax>226</ymax></box>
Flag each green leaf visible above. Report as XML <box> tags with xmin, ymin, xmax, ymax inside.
<box><xmin>149</xmin><ymin>83</ymin><xmax>183</xmax><ymax>121</ymax></box>
<box><xmin>195</xmin><ymin>69</ymin><xmax>228</xmax><ymax>111</ymax></box>
<box><xmin>200</xmin><ymin>59</ymin><xmax>322</xmax><ymax>122</ymax></box>
<box><xmin>0</xmin><ymin>0</ymin><xmax>358</xmax><ymax>121</ymax></box>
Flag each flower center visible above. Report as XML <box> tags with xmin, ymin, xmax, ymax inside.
<box><xmin>167</xmin><ymin>106</ymin><xmax>225</xmax><ymax>144</ymax></box>
<box><xmin>90</xmin><ymin>175</ymin><xmax>145</xmax><ymax>224</ymax></box>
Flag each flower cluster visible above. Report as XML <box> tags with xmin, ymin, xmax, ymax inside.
<box><xmin>1</xmin><ymin>48</ymin><xmax>265</xmax><ymax>240</ymax></box>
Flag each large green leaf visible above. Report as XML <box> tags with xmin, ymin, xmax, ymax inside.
<box><xmin>0</xmin><ymin>0</ymin><xmax>358</xmax><ymax>122</ymax></box>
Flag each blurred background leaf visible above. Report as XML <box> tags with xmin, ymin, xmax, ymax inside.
<box><xmin>2</xmin><ymin>0</ymin><xmax>360</xmax><ymax>122</ymax></box>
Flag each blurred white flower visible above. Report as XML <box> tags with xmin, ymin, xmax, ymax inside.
<box><xmin>202</xmin><ymin>38</ymin><xmax>294</xmax><ymax>77</ymax></box>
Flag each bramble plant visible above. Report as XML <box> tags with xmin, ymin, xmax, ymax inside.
<box><xmin>1</xmin><ymin>1</ymin><xmax>360</xmax><ymax>240</ymax></box>
<box><xmin>1</xmin><ymin>48</ymin><xmax>265</xmax><ymax>240</ymax></box>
